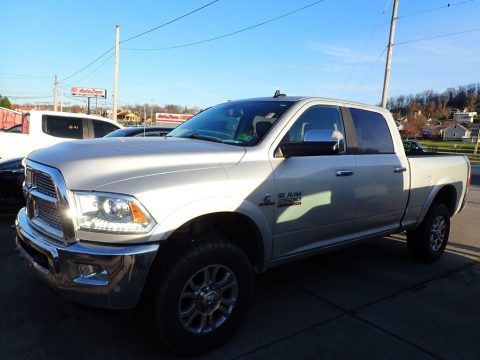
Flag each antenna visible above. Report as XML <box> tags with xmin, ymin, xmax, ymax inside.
<box><xmin>273</xmin><ymin>90</ymin><xmax>286</xmax><ymax>98</ymax></box>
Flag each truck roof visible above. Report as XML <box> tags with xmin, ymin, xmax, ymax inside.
<box><xmin>24</xmin><ymin>110</ymin><xmax>120</xmax><ymax>126</ymax></box>
<box><xmin>229</xmin><ymin>96</ymin><xmax>390</xmax><ymax>114</ymax></box>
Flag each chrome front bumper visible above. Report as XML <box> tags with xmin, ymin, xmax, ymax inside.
<box><xmin>15</xmin><ymin>208</ymin><xmax>159</xmax><ymax>309</ymax></box>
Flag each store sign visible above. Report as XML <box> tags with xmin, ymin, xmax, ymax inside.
<box><xmin>155</xmin><ymin>113</ymin><xmax>192</xmax><ymax>124</ymax></box>
<box><xmin>71</xmin><ymin>87</ymin><xmax>106</xmax><ymax>98</ymax></box>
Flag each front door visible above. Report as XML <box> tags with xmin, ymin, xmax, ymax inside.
<box><xmin>270</xmin><ymin>105</ymin><xmax>356</xmax><ymax>258</ymax></box>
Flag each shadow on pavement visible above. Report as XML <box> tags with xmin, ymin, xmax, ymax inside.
<box><xmin>1</xmin><ymin>218</ymin><xmax>478</xmax><ymax>360</ymax></box>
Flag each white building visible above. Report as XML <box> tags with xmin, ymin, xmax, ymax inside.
<box><xmin>453</xmin><ymin>109</ymin><xmax>477</xmax><ymax>125</ymax></box>
<box><xmin>443</xmin><ymin>123</ymin><xmax>471</xmax><ymax>141</ymax></box>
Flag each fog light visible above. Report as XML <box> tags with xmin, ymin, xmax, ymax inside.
<box><xmin>78</xmin><ymin>263</ymin><xmax>108</xmax><ymax>280</ymax></box>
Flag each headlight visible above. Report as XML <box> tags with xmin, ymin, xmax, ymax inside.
<box><xmin>74</xmin><ymin>192</ymin><xmax>156</xmax><ymax>234</ymax></box>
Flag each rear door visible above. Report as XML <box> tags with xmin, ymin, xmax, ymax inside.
<box><xmin>348</xmin><ymin>107</ymin><xmax>409</xmax><ymax>236</ymax></box>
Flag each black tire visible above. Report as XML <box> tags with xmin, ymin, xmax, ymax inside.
<box><xmin>407</xmin><ymin>202</ymin><xmax>450</xmax><ymax>262</ymax></box>
<box><xmin>151</xmin><ymin>237</ymin><xmax>254</xmax><ymax>355</ymax></box>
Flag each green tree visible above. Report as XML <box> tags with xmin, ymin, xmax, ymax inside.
<box><xmin>0</xmin><ymin>96</ymin><xmax>12</xmax><ymax>109</ymax></box>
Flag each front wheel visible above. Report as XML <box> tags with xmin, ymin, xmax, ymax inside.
<box><xmin>407</xmin><ymin>202</ymin><xmax>450</xmax><ymax>262</ymax></box>
<box><xmin>151</xmin><ymin>239</ymin><xmax>254</xmax><ymax>355</ymax></box>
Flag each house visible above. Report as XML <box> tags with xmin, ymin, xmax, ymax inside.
<box><xmin>443</xmin><ymin>123</ymin><xmax>471</xmax><ymax>141</ymax></box>
<box><xmin>116</xmin><ymin>109</ymin><xmax>141</xmax><ymax>124</ymax></box>
<box><xmin>453</xmin><ymin>109</ymin><xmax>477</xmax><ymax>125</ymax></box>
<box><xmin>422</xmin><ymin>125</ymin><xmax>442</xmax><ymax>139</ymax></box>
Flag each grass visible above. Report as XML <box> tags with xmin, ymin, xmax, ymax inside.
<box><xmin>418</xmin><ymin>140</ymin><xmax>480</xmax><ymax>165</ymax></box>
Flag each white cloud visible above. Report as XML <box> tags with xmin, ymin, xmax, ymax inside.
<box><xmin>306</xmin><ymin>42</ymin><xmax>381</xmax><ymax>63</ymax></box>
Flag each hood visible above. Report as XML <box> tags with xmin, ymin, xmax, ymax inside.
<box><xmin>28</xmin><ymin>137</ymin><xmax>246</xmax><ymax>190</ymax></box>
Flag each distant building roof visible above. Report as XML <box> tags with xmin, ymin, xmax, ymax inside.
<box><xmin>444</xmin><ymin>123</ymin><xmax>469</xmax><ymax>132</ymax></box>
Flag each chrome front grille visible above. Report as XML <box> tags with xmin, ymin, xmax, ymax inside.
<box><xmin>24</xmin><ymin>160</ymin><xmax>75</xmax><ymax>243</ymax></box>
<box><xmin>36</xmin><ymin>202</ymin><xmax>63</xmax><ymax>231</ymax></box>
<box><xmin>34</xmin><ymin>171</ymin><xmax>57</xmax><ymax>198</ymax></box>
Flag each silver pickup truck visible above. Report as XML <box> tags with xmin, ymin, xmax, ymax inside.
<box><xmin>15</xmin><ymin>95</ymin><xmax>470</xmax><ymax>354</ymax></box>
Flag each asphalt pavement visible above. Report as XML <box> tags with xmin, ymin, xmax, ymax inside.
<box><xmin>0</xmin><ymin>167</ymin><xmax>479</xmax><ymax>359</ymax></box>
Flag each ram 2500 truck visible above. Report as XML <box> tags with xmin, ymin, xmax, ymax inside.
<box><xmin>15</xmin><ymin>95</ymin><xmax>470</xmax><ymax>354</ymax></box>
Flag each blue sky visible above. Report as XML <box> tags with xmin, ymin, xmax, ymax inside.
<box><xmin>2</xmin><ymin>0</ymin><xmax>480</xmax><ymax>109</ymax></box>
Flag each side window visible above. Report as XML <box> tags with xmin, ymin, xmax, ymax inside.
<box><xmin>283</xmin><ymin>106</ymin><xmax>346</xmax><ymax>153</ymax></box>
<box><xmin>42</xmin><ymin>115</ymin><xmax>83</xmax><ymax>139</ymax></box>
<box><xmin>350</xmin><ymin>108</ymin><xmax>394</xmax><ymax>154</ymax></box>
<box><xmin>92</xmin><ymin>120</ymin><xmax>119</xmax><ymax>138</ymax></box>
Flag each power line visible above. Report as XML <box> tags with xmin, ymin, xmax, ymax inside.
<box><xmin>396</xmin><ymin>0</ymin><xmax>478</xmax><ymax>20</ymax></box>
<box><xmin>122</xmin><ymin>0</ymin><xmax>326</xmax><ymax>51</ymax></box>
<box><xmin>395</xmin><ymin>27</ymin><xmax>480</xmax><ymax>45</ymax></box>
<box><xmin>121</xmin><ymin>0</ymin><xmax>219</xmax><ymax>44</ymax></box>
<box><xmin>344</xmin><ymin>0</ymin><xmax>479</xmax><ymax>98</ymax></box>
<box><xmin>350</xmin><ymin>46</ymin><xmax>387</xmax><ymax>98</ymax></box>
<box><xmin>6</xmin><ymin>95</ymin><xmax>54</xmax><ymax>100</ymax></box>
<box><xmin>59</xmin><ymin>47</ymin><xmax>114</xmax><ymax>84</ymax></box>
<box><xmin>340</xmin><ymin>0</ymin><xmax>392</xmax><ymax>97</ymax></box>
<box><xmin>58</xmin><ymin>2</ymin><xmax>219</xmax><ymax>85</ymax></box>
<box><xmin>72</xmin><ymin>53</ymin><xmax>115</xmax><ymax>84</ymax></box>
<box><xmin>0</xmin><ymin>74</ymin><xmax>53</xmax><ymax>79</ymax></box>
<box><xmin>64</xmin><ymin>94</ymin><xmax>87</xmax><ymax>103</ymax></box>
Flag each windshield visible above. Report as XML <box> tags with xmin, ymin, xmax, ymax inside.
<box><xmin>167</xmin><ymin>100</ymin><xmax>294</xmax><ymax>146</ymax></box>
<box><xmin>104</xmin><ymin>128</ymin><xmax>139</xmax><ymax>137</ymax></box>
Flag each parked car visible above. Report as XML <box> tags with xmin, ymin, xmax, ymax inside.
<box><xmin>16</xmin><ymin>94</ymin><xmax>470</xmax><ymax>355</ymax></box>
<box><xmin>402</xmin><ymin>139</ymin><xmax>429</xmax><ymax>155</ymax></box>
<box><xmin>0</xmin><ymin>158</ymin><xmax>24</xmax><ymax>214</ymax></box>
<box><xmin>0</xmin><ymin>111</ymin><xmax>122</xmax><ymax>214</ymax></box>
<box><xmin>105</xmin><ymin>126</ymin><xmax>173</xmax><ymax>138</ymax></box>
<box><xmin>0</xmin><ymin>110</ymin><xmax>122</xmax><ymax>163</ymax></box>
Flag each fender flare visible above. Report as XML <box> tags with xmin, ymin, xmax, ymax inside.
<box><xmin>416</xmin><ymin>178</ymin><xmax>460</xmax><ymax>226</ymax></box>
<box><xmin>150</xmin><ymin>196</ymin><xmax>273</xmax><ymax>267</ymax></box>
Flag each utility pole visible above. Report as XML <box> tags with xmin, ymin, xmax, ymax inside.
<box><xmin>381</xmin><ymin>0</ymin><xmax>399</xmax><ymax>108</ymax></box>
<box><xmin>113</xmin><ymin>25</ymin><xmax>120</xmax><ymax>121</ymax></box>
<box><xmin>475</xmin><ymin>129</ymin><xmax>479</xmax><ymax>156</ymax></box>
<box><xmin>53</xmin><ymin>74</ymin><xmax>59</xmax><ymax>111</ymax></box>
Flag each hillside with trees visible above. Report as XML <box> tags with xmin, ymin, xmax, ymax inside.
<box><xmin>387</xmin><ymin>83</ymin><xmax>479</xmax><ymax>137</ymax></box>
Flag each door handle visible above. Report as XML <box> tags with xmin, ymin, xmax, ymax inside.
<box><xmin>336</xmin><ymin>169</ymin><xmax>354</xmax><ymax>177</ymax></box>
<box><xmin>393</xmin><ymin>167</ymin><xmax>407</xmax><ymax>173</ymax></box>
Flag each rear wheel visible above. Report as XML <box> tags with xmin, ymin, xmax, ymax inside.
<box><xmin>407</xmin><ymin>202</ymin><xmax>450</xmax><ymax>262</ymax></box>
<box><xmin>151</xmin><ymin>237</ymin><xmax>254</xmax><ymax>355</ymax></box>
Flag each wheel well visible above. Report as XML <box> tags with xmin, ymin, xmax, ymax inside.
<box><xmin>158</xmin><ymin>212</ymin><xmax>265</xmax><ymax>272</ymax></box>
<box><xmin>432</xmin><ymin>185</ymin><xmax>457</xmax><ymax>216</ymax></box>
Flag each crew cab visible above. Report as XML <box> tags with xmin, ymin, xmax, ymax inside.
<box><xmin>15</xmin><ymin>95</ymin><xmax>470</xmax><ymax>354</ymax></box>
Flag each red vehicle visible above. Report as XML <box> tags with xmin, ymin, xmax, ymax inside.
<box><xmin>0</xmin><ymin>107</ymin><xmax>23</xmax><ymax>130</ymax></box>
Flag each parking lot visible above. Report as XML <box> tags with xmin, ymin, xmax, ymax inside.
<box><xmin>1</xmin><ymin>167</ymin><xmax>479</xmax><ymax>359</ymax></box>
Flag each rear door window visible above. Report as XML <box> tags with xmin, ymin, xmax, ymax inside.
<box><xmin>92</xmin><ymin>120</ymin><xmax>119</xmax><ymax>138</ymax></box>
<box><xmin>350</xmin><ymin>108</ymin><xmax>394</xmax><ymax>154</ymax></box>
<box><xmin>42</xmin><ymin>115</ymin><xmax>84</xmax><ymax>139</ymax></box>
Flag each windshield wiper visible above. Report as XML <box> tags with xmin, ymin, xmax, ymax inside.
<box><xmin>184</xmin><ymin>133</ymin><xmax>223</xmax><ymax>143</ymax></box>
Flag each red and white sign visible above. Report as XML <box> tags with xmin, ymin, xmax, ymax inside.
<box><xmin>155</xmin><ymin>113</ymin><xmax>192</xmax><ymax>125</ymax></box>
<box><xmin>71</xmin><ymin>87</ymin><xmax>106</xmax><ymax>98</ymax></box>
